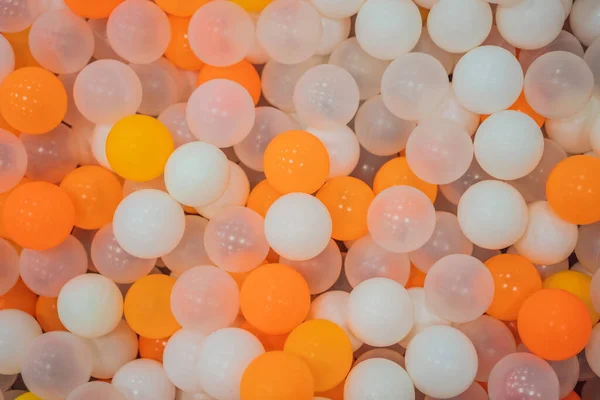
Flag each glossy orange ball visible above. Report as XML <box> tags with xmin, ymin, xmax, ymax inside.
<box><xmin>139</xmin><ymin>336</ymin><xmax>170</xmax><ymax>363</ymax></box>
<box><xmin>0</xmin><ymin>279</ymin><xmax>38</xmax><ymax>316</ymax></box>
<box><xmin>35</xmin><ymin>296</ymin><xmax>67</xmax><ymax>332</ymax></box>
<box><xmin>197</xmin><ymin>60</ymin><xmax>261</xmax><ymax>105</ymax></box>
<box><xmin>165</xmin><ymin>16</ymin><xmax>204</xmax><ymax>71</ymax></box>
<box><xmin>246</xmin><ymin>180</ymin><xmax>282</xmax><ymax>218</ymax></box>
<box><xmin>373</xmin><ymin>157</ymin><xmax>438</xmax><ymax>201</ymax></box>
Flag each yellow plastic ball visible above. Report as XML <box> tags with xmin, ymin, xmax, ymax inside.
<box><xmin>543</xmin><ymin>270</ymin><xmax>600</xmax><ymax>324</ymax></box>
<box><xmin>230</xmin><ymin>0</ymin><xmax>273</xmax><ymax>12</ymax></box>
<box><xmin>106</xmin><ymin>115</ymin><xmax>174</xmax><ymax>182</ymax></box>
<box><xmin>16</xmin><ymin>394</ymin><xmax>43</xmax><ymax>400</ymax></box>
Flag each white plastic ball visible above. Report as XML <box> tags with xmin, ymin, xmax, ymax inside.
<box><xmin>196</xmin><ymin>163</ymin><xmax>250</xmax><ymax>219</ymax></box>
<box><xmin>405</xmin><ymin>326</ymin><xmax>478</xmax><ymax>398</ymax></box>
<box><xmin>0</xmin><ymin>0</ymin><xmax>43</xmax><ymax>33</ymax></box>
<box><xmin>264</xmin><ymin>193</ymin><xmax>332</xmax><ymax>261</ymax></box>
<box><xmin>348</xmin><ymin>277</ymin><xmax>414</xmax><ymax>347</ymax></box>
<box><xmin>163</xmin><ymin>330</ymin><xmax>206</xmax><ymax>393</ymax></box>
<box><xmin>546</xmin><ymin>95</ymin><xmax>600</xmax><ymax>155</ymax></box>
<box><xmin>84</xmin><ymin>320</ymin><xmax>138</xmax><ymax>380</ymax></box>
<box><xmin>164</xmin><ymin>142</ymin><xmax>230</xmax><ymax>207</ymax></box>
<box><xmin>112</xmin><ymin>189</ymin><xmax>185</xmax><ymax>259</ymax></box>
<box><xmin>307</xmin><ymin>125</ymin><xmax>361</xmax><ymax>178</ymax></box>
<box><xmin>344</xmin><ymin>358</ymin><xmax>415</xmax><ymax>400</ymax></box>
<box><xmin>458</xmin><ymin>180</ymin><xmax>528</xmax><ymax>249</ymax></box>
<box><xmin>112</xmin><ymin>359</ymin><xmax>175</xmax><ymax>400</ymax></box>
<box><xmin>129</xmin><ymin>58</ymin><xmax>179</xmax><ymax>117</ymax></box>
<box><xmin>570</xmin><ymin>0</ymin><xmax>600</xmax><ymax>47</ymax></box>
<box><xmin>355</xmin><ymin>0</ymin><xmax>422</xmax><ymax>60</ymax></box>
<box><xmin>316</xmin><ymin>16</ymin><xmax>350</xmax><ymax>56</ymax></box>
<box><xmin>309</xmin><ymin>0</ymin><xmax>365</xmax><ymax>18</ymax></box>
<box><xmin>0</xmin><ymin>310</ymin><xmax>42</xmax><ymax>375</ymax></box>
<box><xmin>452</xmin><ymin>46</ymin><xmax>523</xmax><ymax>114</ymax></box>
<box><xmin>0</xmin><ymin>33</ymin><xmax>15</xmax><ymax>83</ymax></box>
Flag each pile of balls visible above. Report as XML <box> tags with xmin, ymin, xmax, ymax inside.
<box><xmin>1</xmin><ymin>0</ymin><xmax>600</xmax><ymax>399</ymax></box>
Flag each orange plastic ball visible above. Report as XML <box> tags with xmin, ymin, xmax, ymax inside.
<box><xmin>240</xmin><ymin>351</ymin><xmax>315</xmax><ymax>400</ymax></box>
<box><xmin>283</xmin><ymin>320</ymin><xmax>352</xmax><ymax>392</ymax></box>
<box><xmin>35</xmin><ymin>296</ymin><xmax>67</xmax><ymax>332</ymax></box>
<box><xmin>124</xmin><ymin>274</ymin><xmax>180</xmax><ymax>339</ymax></box>
<box><xmin>0</xmin><ymin>177</ymin><xmax>29</xmax><ymax>239</ymax></box>
<box><xmin>3</xmin><ymin>28</ymin><xmax>40</xmax><ymax>69</ymax></box>
<box><xmin>0</xmin><ymin>278</ymin><xmax>38</xmax><ymax>316</ymax></box>
<box><xmin>518</xmin><ymin>288</ymin><xmax>592</xmax><ymax>361</ymax></box>
<box><xmin>406</xmin><ymin>264</ymin><xmax>427</xmax><ymax>289</ymax></box>
<box><xmin>373</xmin><ymin>157</ymin><xmax>438</xmax><ymax>202</ymax></box>
<box><xmin>139</xmin><ymin>336</ymin><xmax>169</xmax><ymax>363</ymax></box>
<box><xmin>197</xmin><ymin>60</ymin><xmax>261</xmax><ymax>105</ymax></box>
<box><xmin>241</xmin><ymin>321</ymin><xmax>288</xmax><ymax>352</ymax></box>
<box><xmin>546</xmin><ymin>155</ymin><xmax>600</xmax><ymax>225</ymax></box>
<box><xmin>155</xmin><ymin>0</ymin><xmax>210</xmax><ymax>17</ymax></box>
<box><xmin>64</xmin><ymin>0</ymin><xmax>124</xmax><ymax>18</ymax></box>
<box><xmin>2</xmin><ymin>181</ymin><xmax>75</xmax><ymax>251</ymax></box>
<box><xmin>240</xmin><ymin>263</ymin><xmax>311</xmax><ymax>335</ymax></box>
<box><xmin>563</xmin><ymin>392</ymin><xmax>581</xmax><ymax>400</ymax></box>
<box><xmin>485</xmin><ymin>254</ymin><xmax>543</xmax><ymax>321</ymax></box>
<box><xmin>165</xmin><ymin>16</ymin><xmax>204</xmax><ymax>71</ymax></box>
<box><xmin>230</xmin><ymin>0</ymin><xmax>273</xmax><ymax>13</ymax></box>
<box><xmin>246</xmin><ymin>180</ymin><xmax>282</xmax><ymax>218</ymax></box>
<box><xmin>481</xmin><ymin>91</ymin><xmax>545</xmax><ymax>128</ymax></box>
<box><xmin>316</xmin><ymin>176</ymin><xmax>374</xmax><ymax>241</ymax></box>
<box><xmin>60</xmin><ymin>166</ymin><xmax>123</xmax><ymax>230</ymax></box>
<box><xmin>0</xmin><ymin>67</ymin><xmax>67</xmax><ymax>134</ymax></box>
<box><xmin>0</xmin><ymin>113</ymin><xmax>18</xmax><ymax>135</ymax></box>
<box><xmin>263</xmin><ymin>130</ymin><xmax>330</xmax><ymax>195</ymax></box>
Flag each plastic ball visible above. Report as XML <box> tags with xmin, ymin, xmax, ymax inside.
<box><xmin>585</xmin><ymin>324</ymin><xmax>600</xmax><ymax>379</ymax></box>
<box><xmin>519</xmin><ymin>30</ymin><xmax>584</xmax><ymax>74</ymax></box>
<box><xmin>518</xmin><ymin>288</ymin><xmax>592</xmax><ymax>361</ymax></box>
<box><xmin>64</xmin><ymin>0</ymin><xmax>122</xmax><ymax>18</ymax></box>
<box><xmin>424</xmin><ymin>88</ymin><xmax>480</xmax><ymax>136</ymax></box>
<box><xmin>86</xmin><ymin>18</ymin><xmax>123</xmax><ymax>62</ymax></box>
<box><xmin>306</xmin><ymin>125</ymin><xmax>360</xmax><ymax>179</ymax></box>
<box><xmin>0</xmin><ymin>67</ymin><xmax>67</xmax><ymax>134</ymax></box>
<box><xmin>373</xmin><ymin>157</ymin><xmax>437</xmax><ymax>201</ymax></box>
<box><xmin>139</xmin><ymin>336</ymin><xmax>168</xmax><ymax>363</ymax></box>
<box><xmin>0</xmin><ymin>0</ymin><xmax>43</xmax><ymax>33</ymax></box>
<box><xmin>413</xmin><ymin>25</ymin><xmax>455</xmax><ymax>75</ymax></box>
<box><xmin>197</xmin><ymin>60</ymin><xmax>260</xmax><ymax>105</ymax></box>
<box><xmin>74</xmin><ymin>60</ymin><xmax>142</xmax><ymax>125</ymax></box>
<box><xmin>405</xmin><ymin>325</ymin><xmax>478</xmax><ymax>398</ymax></box>
<box><xmin>65</xmin><ymin>381</ymin><xmax>126</xmax><ymax>400</ymax></box>
<box><xmin>355</xmin><ymin>0</ymin><xmax>421</xmax><ymax>60</ymax></box>
<box><xmin>427</xmin><ymin>0</ymin><xmax>492</xmax><ymax>53</ymax></box>
<box><xmin>543</xmin><ymin>356</ymin><xmax>580</xmax><ymax>399</ymax></box>
<box><xmin>570</xmin><ymin>0</ymin><xmax>600</xmax><ymax>47</ymax></box>
<box><xmin>157</xmin><ymin>103</ymin><xmax>196</xmax><ymax>149</ymax></box>
<box><xmin>107</xmin><ymin>0</ymin><xmax>171</xmax><ymax>64</ymax></box>
<box><xmin>164</xmin><ymin>16</ymin><xmax>203</xmax><ymax>71</ymax></box>
<box><xmin>0</xmin><ymin>34</ymin><xmax>15</xmax><ymax>86</ymax></box>
<box><xmin>410</xmin><ymin>211</ymin><xmax>473</xmax><ymax>273</ymax></box>
<box><xmin>452</xmin><ymin>46</ymin><xmax>523</xmax><ymax>115</ymax></box>
<box><xmin>524</xmin><ymin>51</ymin><xmax>594</xmax><ymax>120</ymax></box>
<box><xmin>84</xmin><ymin>319</ymin><xmax>138</xmax><ymax>380</ymax></box>
<box><xmin>458</xmin><ymin>180</ymin><xmax>528</xmax><ymax>249</ymax></box>
<box><xmin>0</xmin><ymin>309</ymin><xmax>42</xmax><ymax>374</ymax></box>
<box><xmin>162</xmin><ymin>329</ymin><xmax>206</xmax><ymax>393</ymax></box>
<box><xmin>0</xmin><ymin>129</ymin><xmax>26</xmax><ymax>193</ymax></box>
<box><xmin>197</xmin><ymin>162</ymin><xmax>250</xmax><ymax>218</ymax></box>
<box><xmin>309</xmin><ymin>0</ymin><xmax>364</xmax><ymax>18</ymax></box>
<box><xmin>546</xmin><ymin>96</ymin><xmax>600</xmax><ymax>155</ymax></box>
<box><xmin>129</xmin><ymin>58</ymin><xmax>179</xmax><ymax>117</ymax></box>
<box><xmin>240</xmin><ymin>351</ymin><xmax>314</xmax><ymax>400</ymax></box>
<box><xmin>347</xmin><ymin>277</ymin><xmax>413</xmax><ymax>346</ymax></box>
<box><xmin>112</xmin><ymin>359</ymin><xmax>175</xmax><ymax>400</ymax></box>
<box><xmin>240</xmin><ymin>263</ymin><xmax>310</xmax><ymax>335</ymax></box>
<box><xmin>546</xmin><ymin>155</ymin><xmax>600</xmax><ymax>225</ymax></box>
<box><xmin>488</xmin><ymin>353</ymin><xmax>560</xmax><ymax>400</ymax></box>
<box><xmin>246</xmin><ymin>179</ymin><xmax>281</xmax><ymax>218</ymax></box>
<box><xmin>576</xmin><ymin>222</ymin><xmax>600</xmax><ymax>274</ymax></box>
<box><xmin>21</xmin><ymin>331</ymin><xmax>92</xmax><ymax>400</ymax></box>
<box><xmin>0</xmin><ymin>278</ymin><xmax>38</xmax><ymax>317</ymax></box>
<box><xmin>424</xmin><ymin>254</ymin><xmax>494</xmax><ymax>323</ymax></box>
<box><xmin>316</xmin><ymin>16</ymin><xmax>351</xmax><ymax>57</ymax></box>
<box><xmin>544</xmin><ymin>270</ymin><xmax>599</xmax><ymax>324</ymax></box>
<box><xmin>154</xmin><ymin>0</ymin><xmax>209</xmax><ymax>17</ymax></box>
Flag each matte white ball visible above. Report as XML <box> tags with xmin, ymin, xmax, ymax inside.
<box><xmin>405</xmin><ymin>325</ymin><xmax>478</xmax><ymax>398</ymax></box>
<box><xmin>0</xmin><ymin>310</ymin><xmax>42</xmax><ymax>375</ymax></box>
<box><xmin>458</xmin><ymin>180</ymin><xmax>528</xmax><ymax>249</ymax></box>
<box><xmin>112</xmin><ymin>359</ymin><xmax>175</xmax><ymax>400</ymax></box>
<box><xmin>427</xmin><ymin>0</ymin><xmax>492</xmax><ymax>53</ymax></box>
<box><xmin>344</xmin><ymin>358</ymin><xmax>415</xmax><ymax>400</ymax></box>
<box><xmin>309</xmin><ymin>0</ymin><xmax>365</xmax><ymax>18</ymax></box>
<box><xmin>355</xmin><ymin>0</ymin><xmax>422</xmax><ymax>60</ymax></box>
<box><xmin>570</xmin><ymin>0</ymin><xmax>600</xmax><ymax>47</ymax></box>
<box><xmin>113</xmin><ymin>189</ymin><xmax>186</xmax><ymax>259</ymax></box>
<box><xmin>452</xmin><ymin>46</ymin><xmax>523</xmax><ymax>114</ymax></box>
<box><xmin>264</xmin><ymin>193</ymin><xmax>332</xmax><ymax>261</ymax></box>
<box><xmin>307</xmin><ymin>125</ymin><xmax>361</xmax><ymax>178</ymax></box>
<box><xmin>348</xmin><ymin>278</ymin><xmax>414</xmax><ymax>347</ymax></box>
<box><xmin>163</xmin><ymin>330</ymin><xmax>206</xmax><ymax>393</ymax></box>
<box><xmin>58</xmin><ymin>274</ymin><xmax>123</xmax><ymax>339</ymax></box>
<box><xmin>164</xmin><ymin>142</ymin><xmax>230</xmax><ymax>208</ymax></box>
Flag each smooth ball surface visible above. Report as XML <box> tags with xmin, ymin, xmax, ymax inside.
<box><xmin>0</xmin><ymin>310</ymin><xmax>42</xmax><ymax>375</ymax></box>
<box><xmin>0</xmin><ymin>129</ymin><xmax>26</xmax><ymax>193</ymax></box>
<box><xmin>344</xmin><ymin>358</ymin><xmax>414</xmax><ymax>400</ymax></box>
<box><xmin>112</xmin><ymin>359</ymin><xmax>175</xmax><ymax>400</ymax></box>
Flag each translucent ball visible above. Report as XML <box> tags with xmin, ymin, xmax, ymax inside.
<box><xmin>257</xmin><ymin>0</ymin><xmax>322</xmax><ymax>65</ymax></box>
<box><xmin>204</xmin><ymin>206</ymin><xmax>269</xmax><ymax>272</ymax></box>
<box><xmin>186</xmin><ymin>79</ymin><xmax>255</xmax><ymax>148</ymax></box>
<box><xmin>488</xmin><ymin>353</ymin><xmax>560</xmax><ymax>400</ymax></box>
<box><xmin>129</xmin><ymin>58</ymin><xmax>179</xmax><ymax>117</ymax></box>
<box><xmin>427</xmin><ymin>0</ymin><xmax>492</xmax><ymax>53</ymax></box>
<box><xmin>74</xmin><ymin>60</ymin><xmax>142</xmax><ymax>125</ymax></box>
<box><xmin>160</xmin><ymin>216</ymin><xmax>210</xmax><ymax>275</ymax></box>
<box><xmin>107</xmin><ymin>0</ymin><xmax>171</xmax><ymax>64</ymax></box>
<box><xmin>474</xmin><ymin>110</ymin><xmax>544</xmax><ymax>180</ymax></box>
<box><xmin>519</xmin><ymin>31</ymin><xmax>584</xmax><ymax>74</ymax></box>
<box><xmin>344</xmin><ymin>359</ymin><xmax>414</xmax><ymax>400</ymax></box>
<box><xmin>345</xmin><ymin>234</ymin><xmax>411</xmax><ymax>287</ymax></box>
<box><xmin>405</xmin><ymin>118</ymin><xmax>473</xmax><ymax>185</ymax></box>
<box><xmin>413</xmin><ymin>26</ymin><xmax>455</xmax><ymax>75</ymax></box>
<box><xmin>457</xmin><ymin>315</ymin><xmax>517</xmax><ymax>382</ymax></box>
<box><xmin>458</xmin><ymin>181</ymin><xmax>528</xmax><ymax>249</ymax></box>
<box><xmin>112</xmin><ymin>189</ymin><xmax>185</xmax><ymax>259</ymax></box>
<box><xmin>350</xmin><ymin>147</ymin><xmax>394</xmax><ymax>187</ymax></box>
<box><xmin>347</xmin><ymin>277</ymin><xmax>414</xmax><ymax>346</ymax></box>
<box><xmin>576</xmin><ymin>222</ymin><xmax>600</xmax><ymax>275</ymax></box>
<box><xmin>316</xmin><ymin>16</ymin><xmax>350</xmax><ymax>56</ymax></box>
<box><xmin>570</xmin><ymin>0</ymin><xmax>600</xmax><ymax>47</ymax></box>
<box><xmin>233</xmin><ymin>106</ymin><xmax>295</xmax><ymax>172</ymax></box>
<box><xmin>400</xmin><ymin>287</ymin><xmax>449</xmax><ymax>347</ymax></box>
<box><xmin>355</xmin><ymin>0</ymin><xmax>421</xmax><ymax>60</ymax></box>
<box><xmin>20</xmin><ymin>235</ymin><xmax>88</xmax><ymax>297</ymax></box>
<box><xmin>0</xmin><ymin>33</ymin><xmax>15</xmax><ymax>83</ymax></box>
<box><xmin>309</xmin><ymin>0</ymin><xmax>364</xmax><ymax>18</ymax></box>
<box><xmin>112</xmin><ymin>359</ymin><xmax>175</xmax><ymax>400</ymax></box>
<box><xmin>265</xmin><ymin>193</ymin><xmax>332</xmax><ymax>261</ymax></box>
<box><xmin>424</xmin><ymin>254</ymin><xmax>494</xmax><ymax>323</ymax></box>
<box><xmin>163</xmin><ymin>330</ymin><xmax>206</xmax><ymax>393</ymax></box>
<box><xmin>410</xmin><ymin>212</ymin><xmax>474</xmax><ymax>273</ymax></box>
<box><xmin>164</xmin><ymin>142</ymin><xmax>230</xmax><ymax>207</ymax></box>
<box><xmin>306</xmin><ymin>125</ymin><xmax>360</xmax><ymax>179</ymax></box>
<box><xmin>28</xmin><ymin>10</ymin><xmax>93</xmax><ymax>74</ymax></box>
<box><xmin>158</xmin><ymin>103</ymin><xmax>195</xmax><ymax>149</ymax></box>
<box><xmin>197</xmin><ymin>328</ymin><xmax>265</xmax><ymax>400</ymax></box>
<box><xmin>87</xmin><ymin>18</ymin><xmax>124</xmax><ymax>62</ymax></box>
<box><xmin>21</xmin><ymin>331</ymin><xmax>93</xmax><ymax>400</ymax></box>
<box><xmin>367</xmin><ymin>186</ymin><xmax>436</xmax><ymax>253</ymax></box>
<box><xmin>0</xmin><ymin>129</ymin><xmax>26</xmax><ymax>193</ymax></box>
<box><xmin>524</xmin><ymin>51</ymin><xmax>594</xmax><ymax>120</ymax></box>
<box><xmin>381</xmin><ymin>52</ymin><xmax>449</xmax><ymax>121</ymax></box>
<box><xmin>496</xmin><ymin>0</ymin><xmax>564</xmax><ymax>50</ymax></box>
<box><xmin>546</xmin><ymin>96</ymin><xmax>600</xmax><ymax>155</ymax></box>
<box><xmin>422</xmin><ymin>88</ymin><xmax>480</xmax><ymax>136</ymax></box>
<box><xmin>0</xmin><ymin>310</ymin><xmax>42</xmax><ymax>375</ymax></box>
<box><xmin>452</xmin><ymin>46</ymin><xmax>523</xmax><ymax>115</ymax></box>
<box><xmin>196</xmin><ymin>164</ymin><xmax>248</xmax><ymax>219</ymax></box>
<box><xmin>405</xmin><ymin>326</ymin><xmax>478</xmax><ymax>398</ymax></box>
<box><xmin>66</xmin><ymin>382</ymin><xmax>126</xmax><ymax>400</ymax></box>
<box><xmin>0</xmin><ymin>0</ymin><xmax>43</xmax><ymax>33</ymax></box>
<box><xmin>329</xmin><ymin>38</ymin><xmax>390</xmax><ymax>100</ymax></box>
